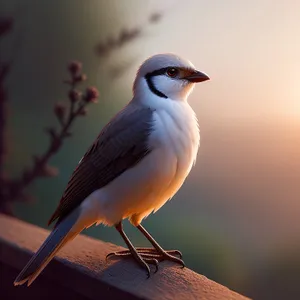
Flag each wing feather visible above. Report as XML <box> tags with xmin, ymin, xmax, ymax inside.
<box><xmin>48</xmin><ymin>105</ymin><xmax>154</xmax><ymax>226</ymax></box>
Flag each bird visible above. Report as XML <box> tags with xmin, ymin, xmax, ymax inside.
<box><xmin>14</xmin><ymin>53</ymin><xmax>209</xmax><ymax>286</ymax></box>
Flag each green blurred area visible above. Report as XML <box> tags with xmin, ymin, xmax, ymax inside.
<box><xmin>1</xmin><ymin>1</ymin><xmax>300</xmax><ymax>299</ymax></box>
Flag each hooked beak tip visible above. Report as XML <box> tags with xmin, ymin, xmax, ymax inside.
<box><xmin>185</xmin><ymin>70</ymin><xmax>210</xmax><ymax>83</ymax></box>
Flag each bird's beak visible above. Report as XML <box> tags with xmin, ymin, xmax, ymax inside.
<box><xmin>184</xmin><ymin>70</ymin><xmax>210</xmax><ymax>83</ymax></box>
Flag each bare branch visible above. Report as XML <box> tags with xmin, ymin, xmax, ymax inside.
<box><xmin>0</xmin><ymin>60</ymin><xmax>99</xmax><ymax>213</ymax></box>
<box><xmin>94</xmin><ymin>11</ymin><xmax>164</xmax><ymax>59</ymax></box>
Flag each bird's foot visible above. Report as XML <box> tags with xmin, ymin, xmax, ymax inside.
<box><xmin>106</xmin><ymin>247</ymin><xmax>159</xmax><ymax>276</ymax></box>
<box><xmin>106</xmin><ymin>247</ymin><xmax>185</xmax><ymax>272</ymax></box>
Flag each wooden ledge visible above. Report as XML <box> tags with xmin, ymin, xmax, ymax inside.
<box><xmin>0</xmin><ymin>213</ymin><xmax>250</xmax><ymax>300</ymax></box>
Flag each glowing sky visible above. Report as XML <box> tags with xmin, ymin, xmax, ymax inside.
<box><xmin>108</xmin><ymin>0</ymin><xmax>300</xmax><ymax>122</ymax></box>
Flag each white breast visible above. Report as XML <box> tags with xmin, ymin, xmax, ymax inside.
<box><xmin>148</xmin><ymin>100</ymin><xmax>200</xmax><ymax>212</ymax></box>
<box><xmin>80</xmin><ymin>99</ymin><xmax>200</xmax><ymax>227</ymax></box>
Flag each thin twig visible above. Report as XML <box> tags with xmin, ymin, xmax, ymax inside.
<box><xmin>2</xmin><ymin>61</ymin><xmax>99</xmax><ymax>210</ymax></box>
<box><xmin>95</xmin><ymin>11</ymin><xmax>163</xmax><ymax>59</ymax></box>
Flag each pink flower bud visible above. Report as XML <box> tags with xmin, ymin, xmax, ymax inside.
<box><xmin>85</xmin><ymin>87</ymin><xmax>99</xmax><ymax>103</ymax></box>
<box><xmin>68</xmin><ymin>61</ymin><xmax>82</xmax><ymax>76</ymax></box>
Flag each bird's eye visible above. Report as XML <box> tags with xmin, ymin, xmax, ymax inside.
<box><xmin>166</xmin><ymin>68</ymin><xmax>179</xmax><ymax>78</ymax></box>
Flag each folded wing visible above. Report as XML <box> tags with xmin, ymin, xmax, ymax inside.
<box><xmin>48</xmin><ymin>104</ymin><xmax>155</xmax><ymax>226</ymax></box>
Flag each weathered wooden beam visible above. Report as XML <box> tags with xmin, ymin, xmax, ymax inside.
<box><xmin>0</xmin><ymin>213</ymin><xmax>250</xmax><ymax>300</ymax></box>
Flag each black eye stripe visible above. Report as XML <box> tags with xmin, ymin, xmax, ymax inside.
<box><xmin>144</xmin><ymin>68</ymin><xmax>170</xmax><ymax>98</ymax></box>
<box><xmin>145</xmin><ymin>67</ymin><xmax>194</xmax><ymax>79</ymax></box>
<box><xmin>145</xmin><ymin>67</ymin><xmax>169</xmax><ymax>78</ymax></box>
<box><xmin>145</xmin><ymin>67</ymin><xmax>186</xmax><ymax>78</ymax></box>
<box><xmin>145</xmin><ymin>75</ymin><xmax>167</xmax><ymax>99</ymax></box>
<box><xmin>144</xmin><ymin>67</ymin><xmax>193</xmax><ymax>99</ymax></box>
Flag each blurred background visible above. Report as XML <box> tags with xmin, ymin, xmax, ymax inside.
<box><xmin>1</xmin><ymin>0</ymin><xmax>299</xmax><ymax>299</ymax></box>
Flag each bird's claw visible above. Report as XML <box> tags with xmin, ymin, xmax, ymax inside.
<box><xmin>107</xmin><ymin>247</ymin><xmax>182</xmax><ymax>259</ymax></box>
<box><xmin>106</xmin><ymin>247</ymin><xmax>185</xmax><ymax>273</ymax></box>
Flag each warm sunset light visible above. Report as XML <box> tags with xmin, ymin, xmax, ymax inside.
<box><xmin>289</xmin><ymin>81</ymin><xmax>300</xmax><ymax>118</ymax></box>
<box><xmin>1</xmin><ymin>1</ymin><xmax>299</xmax><ymax>300</ymax></box>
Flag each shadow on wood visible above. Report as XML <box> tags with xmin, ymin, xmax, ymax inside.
<box><xmin>0</xmin><ymin>213</ymin><xmax>250</xmax><ymax>300</ymax></box>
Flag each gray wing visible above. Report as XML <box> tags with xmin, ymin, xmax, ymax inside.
<box><xmin>48</xmin><ymin>104</ymin><xmax>155</xmax><ymax>226</ymax></box>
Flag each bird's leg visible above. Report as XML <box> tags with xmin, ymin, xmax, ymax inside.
<box><xmin>107</xmin><ymin>224</ymin><xmax>184</xmax><ymax>268</ymax></box>
<box><xmin>109</xmin><ymin>222</ymin><xmax>158</xmax><ymax>277</ymax></box>
<box><xmin>136</xmin><ymin>224</ymin><xmax>185</xmax><ymax>267</ymax></box>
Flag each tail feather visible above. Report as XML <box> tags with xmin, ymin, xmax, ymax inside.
<box><xmin>14</xmin><ymin>208</ymin><xmax>82</xmax><ymax>286</ymax></box>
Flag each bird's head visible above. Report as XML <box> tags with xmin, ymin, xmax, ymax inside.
<box><xmin>133</xmin><ymin>53</ymin><xmax>209</xmax><ymax>102</ymax></box>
